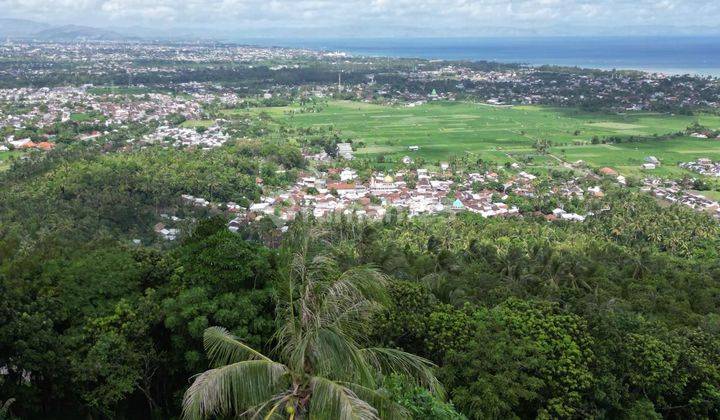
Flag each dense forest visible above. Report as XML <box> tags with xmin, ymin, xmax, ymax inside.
<box><xmin>2</xmin><ymin>139</ymin><xmax>720</xmax><ymax>419</ymax></box>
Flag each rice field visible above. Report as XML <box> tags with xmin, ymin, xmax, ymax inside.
<box><xmin>248</xmin><ymin>100</ymin><xmax>720</xmax><ymax>175</ymax></box>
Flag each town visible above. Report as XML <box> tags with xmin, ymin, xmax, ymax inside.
<box><xmin>4</xmin><ymin>5</ymin><xmax>720</xmax><ymax>418</ymax></box>
<box><xmin>2</xmin><ymin>42</ymin><xmax>720</xmax><ymax>244</ymax></box>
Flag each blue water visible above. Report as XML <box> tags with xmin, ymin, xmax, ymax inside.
<box><xmin>240</xmin><ymin>37</ymin><xmax>720</xmax><ymax>76</ymax></box>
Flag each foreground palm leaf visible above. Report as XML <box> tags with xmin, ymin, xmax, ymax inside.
<box><xmin>183</xmin><ymin>250</ymin><xmax>442</xmax><ymax>419</ymax></box>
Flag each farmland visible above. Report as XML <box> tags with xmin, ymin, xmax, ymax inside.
<box><xmin>180</xmin><ymin>119</ymin><xmax>215</xmax><ymax>128</ymax></box>
<box><xmin>265</xmin><ymin>100</ymin><xmax>720</xmax><ymax>176</ymax></box>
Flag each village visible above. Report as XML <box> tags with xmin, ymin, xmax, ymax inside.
<box><xmin>2</xmin><ymin>41</ymin><xmax>720</xmax><ymax>243</ymax></box>
<box><xmin>158</xmin><ymin>141</ymin><xmax>607</xmax><ymax>240</ymax></box>
<box><xmin>642</xmin><ymin>177</ymin><xmax>720</xmax><ymax>219</ymax></box>
<box><xmin>680</xmin><ymin>157</ymin><xmax>720</xmax><ymax>177</ymax></box>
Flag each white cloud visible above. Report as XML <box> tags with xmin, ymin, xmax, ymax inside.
<box><xmin>1</xmin><ymin>0</ymin><xmax>719</xmax><ymax>35</ymax></box>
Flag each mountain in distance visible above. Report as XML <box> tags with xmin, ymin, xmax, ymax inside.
<box><xmin>2</xmin><ymin>17</ymin><xmax>720</xmax><ymax>43</ymax></box>
<box><xmin>0</xmin><ymin>18</ymin><xmax>140</xmax><ymax>41</ymax></box>
<box><xmin>33</xmin><ymin>24</ymin><xmax>130</xmax><ymax>41</ymax></box>
<box><xmin>0</xmin><ymin>18</ymin><xmax>51</xmax><ymax>38</ymax></box>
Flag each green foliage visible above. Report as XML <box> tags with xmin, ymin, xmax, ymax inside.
<box><xmin>385</xmin><ymin>375</ymin><xmax>466</xmax><ymax>419</ymax></box>
<box><xmin>182</xmin><ymin>244</ymin><xmax>443</xmax><ymax>419</ymax></box>
<box><xmin>162</xmin><ymin>218</ymin><xmax>277</xmax><ymax>382</ymax></box>
<box><xmin>3</xmin><ymin>135</ymin><xmax>720</xmax><ymax>419</ymax></box>
<box><xmin>432</xmin><ymin>300</ymin><xmax>595</xmax><ymax>419</ymax></box>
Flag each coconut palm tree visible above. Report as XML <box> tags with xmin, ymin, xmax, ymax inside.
<box><xmin>182</xmin><ymin>247</ymin><xmax>442</xmax><ymax>419</ymax></box>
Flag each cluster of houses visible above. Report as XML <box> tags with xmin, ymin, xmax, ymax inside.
<box><xmin>156</xmin><ymin>166</ymin><xmax>606</xmax><ymax>240</ymax></box>
<box><xmin>0</xmin><ymin>85</ymin><xmax>211</xmax><ymax>154</ymax></box>
<box><xmin>689</xmin><ymin>132</ymin><xmax>720</xmax><ymax>140</ymax></box>
<box><xmin>339</xmin><ymin>60</ymin><xmax>720</xmax><ymax>112</ymax></box>
<box><xmin>0</xmin><ymin>42</ymin><xmax>329</xmax><ymax>83</ymax></box>
<box><xmin>680</xmin><ymin>158</ymin><xmax>720</xmax><ymax>177</ymax></box>
<box><xmin>141</xmin><ymin>124</ymin><xmax>229</xmax><ymax>149</ymax></box>
<box><xmin>0</xmin><ymin>137</ymin><xmax>55</xmax><ymax>151</ymax></box>
<box><xmin>641</xmin><ymin>156</ymin><xmax>661</xmax><ymax>170</ymax></box>
<box><xmin>642</xmin><ymin>178</ymin><xmax>720</xmax><ymax>219</ymax></box>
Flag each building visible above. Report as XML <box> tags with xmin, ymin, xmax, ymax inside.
<box><xmin>337</xmin><ymin>143</ymin><xmax>354</xmax><ymax>160</ymax></box>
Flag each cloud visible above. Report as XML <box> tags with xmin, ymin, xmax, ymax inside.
<box><xmin>1</xmin><ymin>0</ymin><xmax>719</xmax><ymax>36</ymax></box>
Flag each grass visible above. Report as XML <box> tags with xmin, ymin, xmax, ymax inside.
<box><xmin>559</xmin><ymin>138</ymin><xmax>720</xmax><ymax>178</ymax></box>
<box><xmin>70</xmin><ymin>113</ymin><xmax>93</xmax><ymax>122</ymax></box>
<box><xmin>692</xmin><ymin>190</ymin><xmax>720</xmax><ymax>201</ymax></box>
<box><xmin>0</xmin><ymin>150</ymin><xmax>22</xmax><ymax>171</ymax></box>
<box><xmin>251</xmin><ymin>100</ymin><xmax>720</xmax><ymax>176</ymax></box>
<box><xmin>180</xmin><ymin>119</ymin><xmax>215</xmax><ymax>128</ymax></box>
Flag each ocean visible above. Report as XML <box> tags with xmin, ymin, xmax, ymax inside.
<box><xmin>241</xmin><ymin>36</ymin><xmax>720</xmax><ymax>76</ymax></box>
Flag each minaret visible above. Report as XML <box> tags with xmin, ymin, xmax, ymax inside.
<box><xmin>338</xmin><ymin>71</ymin><xmax>343</xmax><ymax>92</ymax></box>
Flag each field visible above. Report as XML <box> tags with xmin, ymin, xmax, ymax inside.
<box><xmin>180</xmin><ymin>119</ymin><xmax>215</xmax><ymax>128</ymax></box>
<box><xmin>259</xmin><ymin>100</ymin><xmax>720</xmax><ymax>175</ymax></box>
<box><xmin>69</xmin><ymin>112</ymin><xmax>93</xmax><ymax>122</ymax></box>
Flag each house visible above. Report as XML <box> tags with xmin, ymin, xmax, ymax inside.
<box><xmin>9</xmin><ymin>138</ymin><xmax>33</xmax><ymax>149</ymax></box>
<box><xmin>560</xmin><ymin>213</ymin><xmax>586</xmax><ymax>222</ymax></box>
<box><xmin>408</xmin><ymin>145</ymin><xmax>420</xmax><ymax>151</ymax></box>
<box><xmin>249</xmin><ymin>202</ymin><xmax>271</xmax><ymax>212</ymax></box>
<box><xmin>340</xmin><ymin>168</ymin><xmax>357</xmax><ymax>181</ymax></box>
<box><xmin>35</xmin><ymin>142</ymin><xmax>55</xmax><ymax>150</ymax></box>
<box><xmin>645</xmin><ymin>156</ymin><xmax>660</xmax><ymax>165</ymax></box>
<box><xmin>587</xmin><ymin>186</ymin><xmax>604</xmax><ymax>197</ymax></box>
<box><xmin>641</xmin><ymin>163</ymin><xmax>656</xmax><ymax>170</ymax></box>
<box><xmin>327</xmin><ymin>182</ymin><xmax>360</xmax><ymax>197</ymax></box>
<box><xmin>337</xmin><ymin>143</ymin><xmax>354</xmax><ymax>160</ymax></box>
<box><xmin>402</xmin><ymin>156</ymin><xmax>414</xmax><ymax>165</ymax></box>
<box><xmin>599</xmin><ymin>167</ymin><xmax>618</xmax><ymax>176</ymax></box>
<box><xmin>518</xmin><ymin>171</ymin><xmax>537</xmax><ymax>181</ymax></box>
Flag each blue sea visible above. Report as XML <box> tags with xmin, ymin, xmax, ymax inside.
<box><xmin>240</xmin><ymin>37</ymin><xmax>720</xmax><ymax>76</ymax></box>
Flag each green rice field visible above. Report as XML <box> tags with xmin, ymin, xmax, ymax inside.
<box><xmin>257</xmin><ymin>100</ymin><xmax>720</xmax><ymax>176</ymax></box>
<box><xmin>180</xmin><ymin>119</ymin><xmax>215</xmax><ymax>128</ymax></box>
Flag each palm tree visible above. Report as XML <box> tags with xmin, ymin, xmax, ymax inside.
<box><xmin>182</xmin><ymin>248</ymin><xmax>442</xmax><ymax>419</ymax></box>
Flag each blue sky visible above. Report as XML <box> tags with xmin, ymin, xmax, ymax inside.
<box><xmin>2</xmin><ymin>0</ymin><xmax>719</xmax><ymax>37</ymax></box>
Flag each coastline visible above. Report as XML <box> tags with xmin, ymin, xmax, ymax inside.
<box><xmin>237</xmin><ymin>36</ymin><xmax>720</xmax><ymax>77</ymax></box>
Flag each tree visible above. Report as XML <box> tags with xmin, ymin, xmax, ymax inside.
<box><xmin>533</xmin><ymin>139</ymin><xmax>550</xmax><ymax>154</ymax></box>
<box><xmin>0</xmin><ymin>398</ymin><xmax>15</xmax><ymax>420</ymax></box>
<box><xmin>435</xmin><ymin>299</ymin><xmax>595</xmax><ymax>419</ymax></box>
<box><xmin>181</xmin><ymin>247</ymin><xmax>443</xmax><ymax>419</ymax></box>
<box><xmin>384</xmin><ymin>375</ymin><xmax>465</xmax><ymax>419</ymax></box>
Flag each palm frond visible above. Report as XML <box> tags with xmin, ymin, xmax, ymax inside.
<box><xmin>305</xmin><ymin>326</ymin><xmax>377</xmax><ymax>385</ymax></box>
<box><xmin>309</xmin><ymin>376</ymin><xmax>379</xmax><ymax>420</ymax></box>
<box><xmin>315</xmin><ymin>266</ymin><xmax>391</xmax><ymax>339</ymax></box>
<box><xmin>362</xmin><ymin>347</ymin><xmax>445</xmax><ymax>398</ymax></box>
<box><xmin>181</xmin><ymin>360</ymin><xmax>289</xmax><ymax>420</ymax></box>
<box><xmin>325</xmin><ymin>266</ymin><xmax>390</xmax><ymax>306</ymax></box>
<box><xmin>340</xmin><ymin>381</ymin><xmax>410</xmax><ymax>420</ymax></box>
<box><xmin>204</xmin><ymin>326</ymin><xmax>272</xmax><ymax>366</ymax></box>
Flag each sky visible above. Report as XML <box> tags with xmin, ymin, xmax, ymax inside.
<box><xmin>2</xmin><ymin>0</ymin><xmax>720</xmax><ymax>38</ymax></box>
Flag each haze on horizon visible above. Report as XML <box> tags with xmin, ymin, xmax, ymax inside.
<box><xmin>2</xmin><ymin>0</ymin><xmax>720</xmax><ymax>39</ymax></box>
